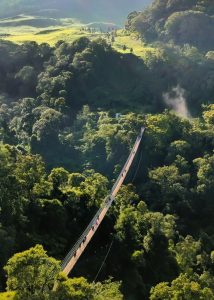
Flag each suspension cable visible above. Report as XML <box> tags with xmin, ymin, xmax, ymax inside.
<box><xmin>131</xmin><ymin>147</ymin><xmax>143</xmax><ymax>183</ymax></box>
<box><xmin>93</xmin><ymin>235</ymin><xmax>114</xmax><ymax>282</ymax></box>
<box><xmin>61</xmin><ymin>127</ymin><xmax>145</xmax><ymax>276</ymax></box>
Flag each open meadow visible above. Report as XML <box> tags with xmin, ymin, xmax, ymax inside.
<box><xmin>0</xmin><ymin>14</ymin><xmax>159</xmax><ymax>60</ymax></box>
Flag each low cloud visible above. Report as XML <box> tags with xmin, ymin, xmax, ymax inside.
<box><xmin>163</xmin><ymin>86</ymin><xmax>191</xmax><ymax>118</ymax></box>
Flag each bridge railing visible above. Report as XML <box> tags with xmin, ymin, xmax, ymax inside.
<box><xmin>111</xmin><ymin>127</ymin><xmax>145</xmax><ymax>194</ymax></box>
<box><xmin>61</xmin><ymin>196</ymin><xmax>111</xmax><ymax>269</ymax></box>
<box><xmin>61</xmin><ymin>127</ymin><xmax>145</xmax><ymax>273</ymax></box>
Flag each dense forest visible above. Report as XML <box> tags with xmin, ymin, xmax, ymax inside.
<box><xmin>0</xmin><ymin>0</ymin><xmax>214</xmax><ymax>299</ymax></box>
<box><xmin>127</xmin><ymin>0</ymin><xmax>214</xmax><ymax>50</ymax></box>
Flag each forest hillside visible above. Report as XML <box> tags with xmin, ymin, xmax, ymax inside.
<box><xmin>0</xmin><ymin>0</ymin><xmax>214</xmax><ymax>299</ymax></box>
<box><xmin>127</xmin><ymin>0</ymin><xmax>214</xmax><ymax>50</ymax></box>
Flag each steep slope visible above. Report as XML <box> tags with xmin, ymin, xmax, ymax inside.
<box><xmin>126</xmin><ymin>0</ymin><xmax>214</xmax><ymax>50</ymax></box>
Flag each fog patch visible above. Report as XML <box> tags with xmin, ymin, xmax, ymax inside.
<box><xmin>163</xmin><ymin>86</ymin><xmax>191</xmax><ymax>118</ymax></box>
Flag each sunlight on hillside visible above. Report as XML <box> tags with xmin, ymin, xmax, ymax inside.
<box><xmin>0</xmin><ymin>292</ymin><xmax>15</xmax><ymax>300</ymax></box>
<box><xmin>1</xmin><ymin>23</ymin><xmax>158</xmax><ymax>60</ymax></box>
<box><xmin>113</xmin><ymin>31</ymin><xmax>160</xmax><ymax>59</ymax></box>
<box><xmin>1</xmin><ymin>1</ymin><xmax>214</xmax><ymax>299</ymax></box>
<box><xmin>3</xmin><ymin>27</ymin><xmax>92</xmax><ymax>45</ymax></box>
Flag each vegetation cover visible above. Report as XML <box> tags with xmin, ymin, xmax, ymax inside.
<box><xmin>0</xmin><ymin>0</ymin><xmax>214</xmax><ymax>299</ymax></box>
<box><xmin>127</xmin><ymin>0</ymin><xmax>214</xmax><ymax>50</ymax></box>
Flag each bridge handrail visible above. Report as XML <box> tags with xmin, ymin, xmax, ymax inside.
<box><xmin>111</xmin><ymin>127</ymin><xmax>145</xmax><ymax>194</ymax></box>
<box><xmin>61</xmin><ymin>197</ymin><xmax>109</xmax><ymax>268</ymax></box>
<box><xmin>61</xmin><ymin>127</ymin><xmax>145</xmax><ymax>272</ymax></box>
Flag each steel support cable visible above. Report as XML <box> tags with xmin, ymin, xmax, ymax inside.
<box><xmin>93</xmin><ymin>235</ymin><xmax>114</xmax><ymax>282</ymax></box>
<box><xmin>93</xmin><ymin>144</ymin><xmax>144</xmax><ymax>282</ymax></box>
<box><xmin>61</xmin><ymin>127</ymin><xmax>145</xmax><ymax>275</ymax></box>
<box><xmin>61</xmin><ymin>195</ymin><xmax>114</xmax><ymax>269</ymax></box>
<box><xmin>61</xmin><ymin>202</ymin><xmax>107</xmax><ymax>269</ymax></box>
<box><xmin>111</xmin><ymin>136</ymin><xmax>141</xmax><ymax>194</ymax></box>
<box><xmin>131</xmin><ymin>147</ymin><xmax>143</xmax><ymax>184</ymax></box>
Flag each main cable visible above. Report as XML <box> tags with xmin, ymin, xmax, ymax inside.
<box><xmin>61</xmin><ymin>128</ymin><xmax>145</xmax><ymax>276</ymax></box>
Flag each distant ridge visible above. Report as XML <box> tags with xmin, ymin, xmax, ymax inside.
<box><xmin>0</xmin><ymin>0</ymin><xmax>152</xmax><ymax>24</ymax></box>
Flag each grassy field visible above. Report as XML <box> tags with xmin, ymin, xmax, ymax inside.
<box><xmin>0</xmin><ymin>292</ymin><xmax>15</xmax><ymax>300</ymax></box>
<box><xmin>0</xmin><ymin>15</ymin><xmax>160</xmax><ymax>60</ymax></box>
<box><xmin>1</xmin><ymin>26</ymin><xmax>94</xmax><ymax>45</ymax></box>
<box><xmin>113</xmin><ymin>32</ymin><xmax>161</xmax><ymax>60</ymax></box>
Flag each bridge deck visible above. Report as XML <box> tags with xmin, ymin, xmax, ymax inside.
<box><xmin>61</xmin><ymin>127</ymin><xmax>145</xmax><ymax>276</ymax></box>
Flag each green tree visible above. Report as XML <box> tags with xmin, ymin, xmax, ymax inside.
<box><xmin>148</xmin><ymin>164</ymin><xmax>190</xmax><ymax>213</ymax></box>
<box><xmin>92</xmin><ymin>279</ymin><xmax>123</xmax><ymax>300</ymax></box>
<box><xmin>150</xmin><ymin>273</ymin><xmax>214</xmax><ymax>300</ymax></box>
<box><xmin>4</xmin><ymin>245</ymin><xmax>61</xmax><ymax>300</ymax></box>
<box><xmin>54</xmin><ymin>276</ymin><xmax>93</xmax><ymax>300</ymax></box>
<box><xmin>173</xmin><ymin>236</ymin><xmax>202</xmax><ymax>274</ymax></box>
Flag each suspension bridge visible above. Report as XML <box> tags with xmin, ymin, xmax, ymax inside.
<box><xmin>61</xmin><ymin>127</ymin><xmax>145</xmax><ymax>276</ymax></box>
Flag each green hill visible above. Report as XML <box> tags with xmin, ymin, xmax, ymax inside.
<box><xmin>1</xmin><ymin>1</ymin><xmax>214</xmax><ymax>299</ymax></box>
<box><xmin>126</xmin><ymin>0</ymin><xmax>214</xmax><ymax>50</ymax></box>
<box><xmin>0</xmin><ymin>0</ymin><xmax>151</xmax><ymax>24</ymax></box>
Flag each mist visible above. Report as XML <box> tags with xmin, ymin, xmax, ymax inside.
<box><xmin>0</xmin><ymin>0</ymin><xmax>152</xmax><ymax>24</ymax></box>
<box><xmin>163</xmin><ymin>86</ymin><xmax>191</xmax><ymax>118</ymax></box>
